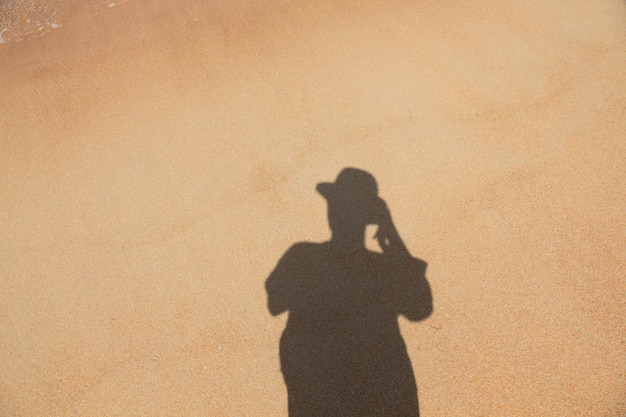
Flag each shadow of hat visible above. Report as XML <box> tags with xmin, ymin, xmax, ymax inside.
<box><xmin>317</xmin><ymin>168</ymin><xmax>381</xmax><ymax>206</ymax></box>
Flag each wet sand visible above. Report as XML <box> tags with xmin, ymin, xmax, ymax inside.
<box><xmin>1</xmin><ymin>0</ymin><xmax>625</xmax><ymax>415</ymax></box>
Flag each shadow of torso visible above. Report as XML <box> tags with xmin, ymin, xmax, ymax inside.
<box><xmin>267</xmin><ymin>242</ymin><xmax>432</xmax><ymax>417</ymax></box>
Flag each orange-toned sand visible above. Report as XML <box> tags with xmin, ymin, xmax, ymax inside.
<box><xmin>1</xmin><ymin>1</ymin><xmax>625</xmax><ymax>415</ymax></box>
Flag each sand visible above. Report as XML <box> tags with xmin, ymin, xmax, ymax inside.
<box><xmin>1</xmin><ymin>0</ymin><xmax>625</xmax><ymax>415</ymax></box>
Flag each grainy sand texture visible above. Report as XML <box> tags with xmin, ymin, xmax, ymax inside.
<box><xmin>1</xmin><ymin>0</ymin><xmax>625</xmax><ymax>415</ymax></box>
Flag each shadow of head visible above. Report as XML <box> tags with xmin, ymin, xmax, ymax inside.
<box><xmin>316</xmin><ymin>167</ymin><xmax>384</xmax><ymax>231</ymax></box>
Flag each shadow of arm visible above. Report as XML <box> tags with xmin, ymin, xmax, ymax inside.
<box><xmin>394</xmin><ymin>256</ymin><xmax>433</xmax><ymax>322</ymax></box>
<box><xmin>265</xmin><ymin>244</ymin><xmax>303</xmax><ymax>316</ymax></box>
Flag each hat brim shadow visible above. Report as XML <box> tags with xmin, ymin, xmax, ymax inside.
<box><xmin>316</xmin><ymin>183</ymin><xmax>334</xmax><ymax>200</ymax></box>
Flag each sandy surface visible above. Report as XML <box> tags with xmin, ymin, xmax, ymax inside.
<box><xmin>1</xmin><ymin>0</ymin><xmax>625</xmax><ymax>415</ymax></box>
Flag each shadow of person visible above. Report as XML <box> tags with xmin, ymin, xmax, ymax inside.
<box><xmin>266</xmin><ymin>168</ymin><xmax>433</xmax><ymax>417</ymax></box>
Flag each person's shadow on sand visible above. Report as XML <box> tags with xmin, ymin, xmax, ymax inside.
<box><xmin>266</xmin><ymin>168</ymin><xmax>433</xmax><ymax>417</ymax></box>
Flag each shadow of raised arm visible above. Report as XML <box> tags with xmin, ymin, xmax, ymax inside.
<box><xmin>389</xmin><ymin>254</ymin><xmax>433</xmax><ymax>322</ymax></box>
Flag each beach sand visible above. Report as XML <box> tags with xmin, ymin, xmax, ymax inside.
<box><xmin>1</xmin><ymin>0</ymin><xmax>625</xmax><ymax>415</ymax></box>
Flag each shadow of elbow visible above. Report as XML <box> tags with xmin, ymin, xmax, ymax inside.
<box><xmin>268</xmin><ymin>301</ymin><xmax>287</xmax><ymax>316</ymax></box>
<box><xmin>404</xmin><ymin>302</ymin><xmax>433</xmax><ymax>322</ymax></box>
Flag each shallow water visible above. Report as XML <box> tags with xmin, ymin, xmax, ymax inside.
<box><xmin>0</xmin><ymin>0</ymin><xmax>130</xmax><ymax>43</ymax></box>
